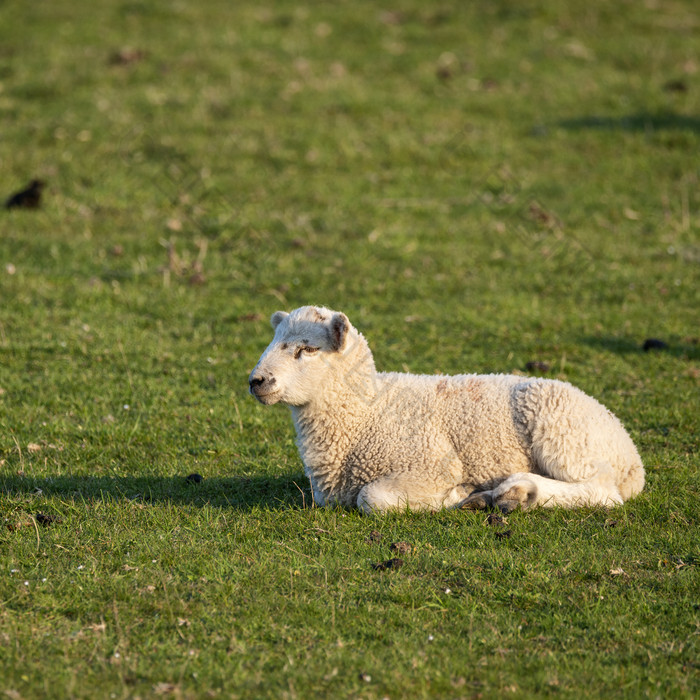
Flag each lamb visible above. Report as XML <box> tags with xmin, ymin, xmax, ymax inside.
<box><xmin>248</xmin><ymin>305</ymin><xmax>645</xmax><ymax>514</ymax></box>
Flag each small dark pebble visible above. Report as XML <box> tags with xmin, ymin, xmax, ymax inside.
<box><xmin>390</xmin><ymin>541</ymin><xmax>413</xmax><ymax>555</ymax></box>
<box><xmin>5</xmin><ymin>179</ymin><xmax>45</xmax><ymax>209</ymax></box>
<box><xmin>185</xmin><ymin>473</ymin><xmax>203</xmax><ymax>484</ymax></box>
<box><xmin>525</xmin><ymin>361</ymin><xmax>551</xmax><ymax>373</ymax></box>
<box><xmin>486</xmin><ymin>513</ymin><xmax>506</xmax><ymax>526</ymax></box>
<box><xmin>35</xmin><ymin>513</ymin><xmax>62</xmax><ymax>526</ymax></box>
<box><xmin>365</xmin><ymin>530</ymin><xmax>383</xmax><ymax>543</ymax></box>
<box><xmin>643</xmin><ymin>338</ymin><xmax>668</xmax><ymax>352</ymax></box>
<box><xmin>495</xmin><ymin>529</ymin><xmax>513</xmax><ymax>540</ymax></box>
<box><xmin>372</xmin><ymin>557</ymin><xmax>404</xmax><ymax>571</ymax></box>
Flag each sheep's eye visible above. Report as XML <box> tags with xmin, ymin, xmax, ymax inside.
<box><xmin>295</xmin><ymin>345</ymin><xmax>319</xmax><ymax>359</ymax></box>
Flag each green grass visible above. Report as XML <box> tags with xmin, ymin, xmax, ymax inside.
<box><xmin>1</xmin><ymin>0</ymin><xmax>699</xmax><ymax>697</ymax></box>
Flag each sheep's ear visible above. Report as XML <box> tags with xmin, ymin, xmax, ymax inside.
<box><xmin>270</xmin><ymin>311</ymin><xmax>288</xmax><ymax>329</ymax></box>
<box><xmin>329</xmin><ymin>312</ymin><xmax>349</xmax><ymax>352</ymax></box>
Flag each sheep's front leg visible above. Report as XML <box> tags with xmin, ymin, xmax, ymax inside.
<box><xmin>357</xmin><ymin>475</ymin><xmax>469</xmax><ymax>514</ymax></box>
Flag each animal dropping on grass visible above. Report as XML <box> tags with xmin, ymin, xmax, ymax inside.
<box><xmin>372</xmin><ymin>558</ymin><xmax>405</xmax><ymax>571</ymax></box>
<box><xmin>365</xmin><ymin>530</ymin><xmax>383</xmax><ymax>543</ymax></box>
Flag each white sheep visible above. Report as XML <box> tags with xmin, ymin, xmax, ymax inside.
<box><xmin>248</xmin><ymin>306</ymin><xmax>645</xmax><ymax>514</ymax></box>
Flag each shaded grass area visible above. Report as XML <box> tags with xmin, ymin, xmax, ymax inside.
<box><xmin>1</xmin><ymin>0</ymin><xmax>699</xmax><ymax>697</ymax></box>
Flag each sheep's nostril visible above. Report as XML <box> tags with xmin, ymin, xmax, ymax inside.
<box><xmin>249</xmin><ymin>375</ymin><xmax>265</xmax><ymax>388</ymax></box>
<box><xmin>249</xmin><ymin>375</ymin><xmax>275</xmax><ymax>390</ymax></box>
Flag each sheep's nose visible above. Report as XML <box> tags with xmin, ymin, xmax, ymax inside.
<box><xmin>249</xmin><ymin>374</ymin><xmax>265</xmax><ymax>389</ymax></box>
<box><xmin>249</xmin><ymin>373</ymin><xmax>275</xmax><ymax>390</ymax></box>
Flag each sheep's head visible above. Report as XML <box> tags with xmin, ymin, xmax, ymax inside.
<box><xmin>248</xmin><ymin>306</ymin><xmax>354</xmax><ymax>406</ymax></box>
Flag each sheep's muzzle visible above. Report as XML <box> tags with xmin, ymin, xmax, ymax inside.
<box><xmin>248</xmin><ymin>372</ymin><xmax>279</xmax><ymax>404</ymax></box>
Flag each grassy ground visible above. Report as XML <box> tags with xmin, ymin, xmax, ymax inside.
<box><xmin>0</xmin><ymin>0</ymin><xmax>698</xmax><ymax>697</ymax></box>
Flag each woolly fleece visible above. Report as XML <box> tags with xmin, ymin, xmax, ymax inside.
<box><xmin>248</xmin><ymin>306</ymin><xmax>645</xmax><ymax>513</ymax></box>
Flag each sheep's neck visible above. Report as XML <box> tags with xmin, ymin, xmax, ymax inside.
<box><xmin>290</xmin><ymin>354</ymin><xmax>378</xmax><ymax>504</ymax></box>
<box><xmin>291</xmin><ymin>363</ymin><xmax>377</xmax><ymax>439</ymax></box>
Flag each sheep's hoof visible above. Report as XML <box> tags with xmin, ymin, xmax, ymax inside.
<box><xmin>493</xmin><ymin>483</ymin><xmax>537</xmax><ymax>513</ymax></box>
<box><xmin>459</xmin><ymin>492</ymin><xmax>493</xmax><ymax>511</ymax></box>
<box><xmin>497</xmin><ymin>499</ymin><xmax>521</xmax><ymax>514</ymax></box>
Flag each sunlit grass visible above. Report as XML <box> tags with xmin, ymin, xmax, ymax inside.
<box><xmin>1</xmin><ymin>0</ymin><xmax>698</xmax><ymax>697</ymax></box>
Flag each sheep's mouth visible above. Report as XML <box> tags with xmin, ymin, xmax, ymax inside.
<box><xmin>250</xmin><ymin>388</ymin><xmax>281</xmax><ymax>405</ymax></box>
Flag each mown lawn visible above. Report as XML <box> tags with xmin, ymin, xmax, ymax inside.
<box><xmin>0</xmin><ymin>1</ymin><xmax>698</xmax><ymax>697</ymax></box>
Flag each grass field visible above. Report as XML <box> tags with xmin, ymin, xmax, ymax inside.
<box><xmin>1</xmin><ymin>0</ymin><xmax>699</xmax><ymax>697</ymax></box>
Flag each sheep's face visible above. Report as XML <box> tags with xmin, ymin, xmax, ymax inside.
<box><xmin>248</xmin><ymin>306</ymin><xmax>350</xmax><ymax>407</ymax></box>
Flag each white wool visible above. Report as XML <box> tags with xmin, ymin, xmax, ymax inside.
<box><xmin>249</xmin><ymin>306</ymin><xmax>645</xmax><ymax>513</ymax></box>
